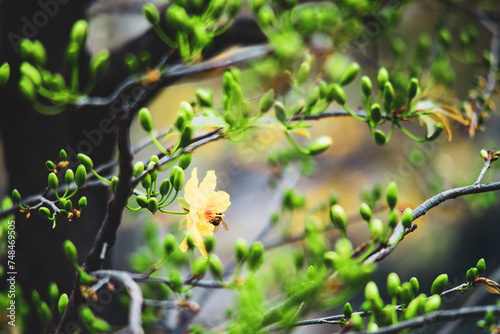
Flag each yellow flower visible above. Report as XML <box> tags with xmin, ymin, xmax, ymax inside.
<box><xmin>178</xmin><ymin>167</ymin><xmax>231</xmax><ymax>257</ymax></box>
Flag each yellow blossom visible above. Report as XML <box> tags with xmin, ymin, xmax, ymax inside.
<box><xmin>178</xmin><ymin>167</ymin><xmax>231</xmax><ymax>257</ymax></box>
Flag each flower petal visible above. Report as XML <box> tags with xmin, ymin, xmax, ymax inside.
<box><xmin>184</xmin><ymin>168</ymin><xmax>200</xmax><ymax>206</ymax></box>
<box><xmin>178</xmin><ymin>218</ymin><xmax>187</xmax><ymax>231</ymax></box>
<box><xmin>209</xmin><ymin>191</ymin><xmax>231</xmax><ymax>212</ymax></box>
<box><xmin>179</xmin><ymin>235</ymin><xmax>189</xmax><ymax>252</ymax></box>
<box><xmin>199</xmin><ymin>170</ymin><xmax>217</xmax><ymax>197</ymax></box>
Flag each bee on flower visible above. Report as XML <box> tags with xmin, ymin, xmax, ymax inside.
<box><xmin>178</xmin><ymin>168</ymin><xmax>231</xmax><ymax>257</ymax></box>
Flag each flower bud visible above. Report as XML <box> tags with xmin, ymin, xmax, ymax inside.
<box><xmin>308</xmin><ymin>136</ymin><xmax>333</xmax><ymax>155</ymax></box>
<box><xmin>385</xmin><ymin>182</ymin><xmax>398</xmax><ymax>210</ymax></box>
<box><xmin>259</xmin><ymin>89</ymin><xmax>275</xmax><ymax>113</ymax></box>
<box><xmin>438</xmin><ymin>27</ymin><xmax>452</xmax><ymax>49</ymax></box>
<box><xmin>258</xmin><ymin>6</ymin><xmax>276</xmax><ymax>27</ymax></box>
<box><xmin>58</xmin><ymin>293</ymin><xmax>69</xmax><ymax>314</ymax></box>
<box><xmin>383</xmin><ymin>82</ymin><xmax>394</xmax><ymax>107</ymax></box>
<box><xmin>171</xmin><ymin>166</ymin><xmax>185</xmax><ymax>191</ymax></box>
<box><xmin>163</xmin><ymin>234</ymin><xmax>176</xmax><ymax>254</ymax></box>
<box><xmin>159</xmin><ymin>179</ymin><xmax>171</xmax><ymax>196</ymax></box>
<box><xmin>147</xmin><ymin>198</ymin><xmax>158</xmax><ymax>214</ymax></box>
<box><xmin>340</xmin><ymin>62</ymin><xmax>360</xmax><ymax>86</ymax></box>
<box><xmin>427</xmin><ymin>123</ymin><xmax>444</xmax><ymax>141</ymax></box>
<box><xmin>480</xmin><ymin>149</ymin><xmax>489</xmax><ymax>160</ymax></box>
<box><xmin>222</xmin><ymin>71</ymin><xmax>234</xmax><ymax>96</ymax></box>
<box><xmin>388</xmin><ymin>209</ymin><xmax>398</xmax><ymax>229</ymax></box>
<box><xmin>75</xmin><ymin>165</ymin><xmax>87</xmax><ymax>187</ymax></box>
<box><xmin>90</xmin><ymin>49</ymin><xmax>109</xmax><ymax>79</ymax></box>
<box><xmin>361</xmin><ymin>75</ymin><xmax>372</xmax><ymax>97</ymax></box>
<box><xmin>48</xmin><ymin>172</ymin><xmax>59</xmax><ymax>189</ymax></box>
<box><xmin>20</xmin><ymin>62</ymin><xmax>42</xmax><ymax>87</ymax></box>
<box><xmin>367</xmin><ymin>322</ymin><xmax>379</xmax><ymax>332</ymax></box>
<box><xmin>66</xmin><ymin>42</ymin><xmax>79</xmax><ymax>66</ymax></box>
<box><xmin>208</xmin><ymin>254</ymin><xmax>223</xmax><ymax>278</ymax></box>
<box><xmin>387</xmin><ymin>272</ymin><xmax>401</xmax><ymax>297</ymax></box>
<box><xmin>48</xmin><ymin>282</ymin><xmax>59</xmax><ymax>302</ymax></box>
<box><xmin>407</xmin><ymin>77</ymin><xmax>419</xmax><ymax>100</ymax></box>
<box><xmin>274</xmin><ymin>102</ymin><xmax>287</xmax><ymax>123</ymax></box>
<box><xmin>179</xmin><ymin>153</ymin><xmax>192</xmax><ymax>170</ymax></box>
<box><xmin>359</xmin><ymin>203</ymin><xmax>372</xmax><ymax>222</ymax></box>
<box><xmin>373</xmin><ymin>129</ymin><xmax>386</xmax><ymax>146</ymax></box>
<box><xmin>0</xmin><ymin>62</ymin><xmax>10</xmax><ymax>87</ymax></box>
<box><xmin>402</xmin><ymin>207</ymin><xmax>413</xmax><ymax>229</ymax></box>
<box><xmin>39</xmin><ymin>207</ymin><xmax>51</xmax><ymax>219</ymax></box>
<box><xmin>141</xmin><ymin>174</ymin><xmax>151</xmax><ymax>190</ymax></box>
<box><xmin>169</xmin><ymin>270</ymin><xmax>183</xmax><ymax>292</ymax></box>
<box><xmin>370</xmin><ymin>103</ymin><xmax>382</xmax><ymax>124</ymax></box>
<box><xmin>143</xmin><ymin>3</ymin><xmax>159</xmax><ymax>25</ymax></box>
<box><xmin>377</xmin><ymin>67</ymin><xmax>389</xmax><ymax>91</ymax></box>
<box><xmin>466</xmin><ymin>267</ymin><xmax>478</xmax><ymax>283</ymax></box>
<box><xmin>323</xmin><ymin>251</ymin><xmax>339</xmax><ymax>269</ymax></box>
<box><xmin>401</xmin><ymin>282</ymin><xmax>414</xmax><ymax>304</ymax></box>
<box><xmin>476</xmin><ymin>258</ymin><xmax>486</xmax><ymax>274</ymax></box>
<box><xmin>369</xmin><ymin>219</ymin><xmax>383</xmax><ymax>241</ymax></box>
<box><xmin>335</xmin><ymin>238</ymin><xmax>352</xmax><ymax>257</ymax></box>
<box><xmin>46</xmin><ymin>160</ymin><xmax>55</xmax><ymax>171</ymax></box>
<box><xmin>329</xmin><ymin>204</ymin><xmax>348</xmax><ymax>233</ymax></box>
<box><xmin>179</xmin><ymin>124</ymin><xmax>193</xmax><ymax>148</ymax></box>
<box><xmin>350</xmin><ymin>313</ymin><xmax>364</xmax><ymax>332</ymax></box>
<box><xmin>70</xmin><ymin>20</ymin><xmax>88</xmax><ymax>47</ymax></box>
<box><xmin>193</xmin><ymin>257</ymin><xmax>208</xmax><ymax>277</ymax></box>
<box><xmin>64</xmin><ymin>199</ymin><xmax>73</xmax><ymax>212</ymax></box>
<box><xmin>343</xmin><ymin>302</ymin><xmax>353</xmax><ymax>317</ymax></box>
<box><xmin>329</xmin><ymin>84</ymin><xmax>346</xmax><ymax>105</ymax></box>
<box><xmin>410</xmin><ymin>277</ymin><xmax>419</xmax><ymax>294</ymax></box>
<box><xmin>110</xmin><ymin>176</ymin><xmax>118</xmax><ymax>193</ymax></box>
<box><xmin>39</xmin><ymin>301</ymin><xmax>51</xmax><ymax>323</ymax></box>
<box><xmin>12</xmin><ymin>189</ymin><xmax>21</xmax><ymax>204</ymax></box>
<box><xmin>425</xmin><ymin>294</ymin><xmax>441</xmax><ymax>313</ymax></box>
<box><xmin>296</xmin><ymin>61</ymin><xmax>310</xmax><ymax>85</ymax></box>
<box><xmin>133</xmin><ymin>161</ymin><xmax>144</xmax><ymax>178</ymax></box>
<box><xmin>431</xmin><ymin>274</ymin><xmax>448</xmax><ymax>295</ymax></box>
<box><xmin>136</xmin><ymin>196</ymin><xmax>148</xmax><ymax>208</ymax></box>
<box><xmin>247</xmin><ymin>241</ymin><xmax>264</xmax><ymax>271</ymax></box>
<box><xmin>148</xmin><ymin>162</ymin><xmax>158</xmax><ymax>182</ymax></box>
<box><xmin>77</xmin><ymin>153</ymin><xmax>94</xmax><ymax>170</ymax></box>
<box><xmin>195</xmin><ymin>88</ymin><xmax>213</xmax><ymax>107</ymax></box>
<box><xmin>63</xmin><ymin>170</ymin><xmax>74</xmax><ymax>185</ymax></box>
<box><xmin>234</xmin><ymin>238</ymin><xmax>249</xmax><ymax>262</ymax></box>
<box><xmin>138</xmin><ymin>108</ymin><xmax>153</xmax><ymax>133</ymax></box>
<box><xmin>77</xmin><ymin>196</ymin><xmax>87</xmax><ymax>209</ymax></box>
<box><xmin>63</xmin><ymin>240</ymin><xmax>78</xmax><ymax>264</ymax></box>
<box><xmin>205</xmin><ymin>236</ymin><xmax>216</xmax><ymax>254</ymax></box>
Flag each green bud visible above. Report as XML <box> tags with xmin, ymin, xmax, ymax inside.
<box><xmin>407</xmin><ymin>77</ymin><xmax>419</xmax><ymax>100</ymax></box>
<box><xmin>274</xmin><ymin>102</ymin><xmax>287</xmax><ymax>124</ymax></box>
<box><xmin>329</xmin><ymin>84</ymin><xmax>346</xmax><ymax>105</ymax></box>
<box><xmin>141</xmin><ymin>174</ymin><xmax>151</xmax><ymax>190</ymax></box>
<box><xmin>63</xmin><ymin>240</ymin><xmax>78</xmax><ymax>264</ymax></box>
<box><xmin>323</xmin><ymin>251</ymin><xmax>339</xmax><ymax>269</ymax></box>
<box><xmin>163</xmin><ymin>234</ymin><xmax>176</xmax><ymax>254</ymax></box>
<box><xmin>179</xmin><ymin>153</ymin><xmax>192</xmax><ymax>170</ymax></box>
<box><xmin>90</xmin><ymin>318</ymin><xmax>112</xmax><ymax>332</ymax></box>
<box><xmin>136</xmin><ymin>196</ymin><xmax>148</xmax><ymax>208</ymax></box>
<box><xmin>248</xmin><ymin>241</ymin><xmax>265</xmax><ymax>271</ymax></box>
<box><xmin>234</xmin><ymin>238</ymin><xmax>249</xmax><ymax>262</ymax></box>
<box><xmin>171</xmin><ymin>166</ymin><xmax>185</xmax><ymax>191</ymax></box>
<box><xmin>387</xmin><ymin>272</ymin><xmax>401</xmax><ymax>297</ymax></box>
<box><xmin>296</xmin><ymin>61</ymin><xmax>310</xmax><ymax>85</ymax></box>
<box><xmin>186</xmin><ymin>234</ymin><xmax>195</xmax><ymax>250</ymax></box>
<box><xmin>39</xmin><ymin>207</ymin><xmax>51</xmax><ymax>219</ymax></box>
<box><xmin>169</xmin><ymin>270</ymin><xmax>183</xmax><ymax>292</ymax></box>
<box><xmin>63</xmin><ymin>170</ymin><xmax>74</xmax><ymax>185</ymax></box>
<box><xmin>71</xmin><ymin>20</ymin><xmax>88</xmax><ymax>47</ymax></box>
<box><xmin>350</xmin><ymin>313</ymin><xmax>364</xmax><ymax>332</ymax></box>
<box><xmin>369</xmin><ymin>219</ymin><xmax>384</xmax><ymax>241</ymax></box>
<box><xmin>438</xmin><ymin>27</ymin><xmax>452</xmax><ymax>49</ymax></box>
<box><xmin>110</xmin><ymin>176</ymin><xmax>118</xmax><ymax>193</ymax></box>
<box><xmin>12</xmin><ymin>189</ymin><xmax>21</xmax><ymax>204</ymax></box>
<box><xmin>402</xmin><ymin>207</ymin><xmax>413</xmax><ymax>229</ymax></box>
<box><xmin>143</xmin><ymin>3</ymin><xmax>160</xmax><ymax>25</ymax></box>
<box><xmin>401</xmin><ymin>282</ymin><xmax>414</xmax><ymax>304</ymax></box>
<box><xmin>61</xmin><ymin>150</ymin><xmax>68</xmax><ymax>162</ymax></box>
<box><xmin>20</xmin><ymin>62</ymin><xmax>42</xmax><ymax>87</ymax></box>
<box><xmin>476</xmin><ymin>258</ymin><xmax>486</xmax><ymax>274</ymax></box>
<box><xmin>148</xmin><ymin>162</ymin><xmax>158</xmax><ymax>182</ymax></box>
<box><xmin>377</xmin><ymin>67</ymin><xmax>389</xmax><ymax>91</ymax></box>
<box><xmin>485</xmin><ymin>310</ymin><xmax>495</xmax><ymax>325</ymax></box>
<box><xmin>383</xmin><ymin>82</ymin><xmax>394</xmax><ymax>107</ymax></box>
<box><xmin>179</xmin><ymin>125</ymin><xmax>193</xmax><ymax>148</ymax></box>
<box><xmin>425</xmin><ymin>294</ymin><xmax>441</xmax><ymax>313</ymax></box>
<box><xmin>367</xmin><ymin>322</ymin><xmax>379</xmax><ymax>332</ymax></box>
<box><xmin>147</xmin><ymin>198</ymin><xmax>158</xmax><ymax>214</ymax></box>
<box><xmin>222</xmin><ymin>71</ymin><xmax>234</xmax><ymax>96</ymax></box>
<box><xmin>340</xmin><ymin>62</ymin><xmax>360</xmax><ymax>86</ymax></box>
<box><xmin>388</xmin><ymin>209</ymin><xmax>398</xmax><ymax>229</ymax></box>
<box><xmin>124</xmin><ymin>53</ymin><xmax>139</xmax><ymax>73</ymax></box>
<box><xmin>343</xmin><ymin>302</ymin><xmax>353</xmax><ymax>317</ymax></box>
<box><xmin>46</xmin><ymin>160</ymin><xmax>55</xmax><ymax>171</ymax></box>
<box><xmin>78</xmin><ymin>196</ymin><xmax>87</xmax><ymax>209</ymax></box>
<box><xmin>208</xmin><ymin>254</ymin><xmax>223</xmax><ymax>278</ymax></box>
<box><xmin>227</xmin><ymin>0</ymin><xmax>242</xmax><ymax>17</ymax></box>
<box><xmin>370</xmin><ymin>103</ymin><xmax>382</xmax><ymax>124</ymax></box>
<box><xmin>359</xmin><ymin>203</ymin><xmax>372</xmax><ymax>222</ymax></box>
<box><xmin>138</xmin><ymin>108</ymin><xmax>153</xmax><ymax>133</ymax></box>
<box><xmin>133</xmin><ymin>162</ymin><xmax>144</xmax><ymax>177</ymax></box>
<box><xmin>0</xmin><ymin>62</ymin><xmax>10</xmax><ymax>87</ymax></box>
<box><xmin>258</xmin><ymin>6</ymin><xmax>276</xmax><ymax>28</ymax></box>
<box><xmin>77</xmin><ymin>153</ymin><xmax>94</xmax><ymax>170</ymax></box>
<box><xmin>195</xmin><ymin>88</ymin><xmax>213</xmax><ymax>107</ymax></box>
<box><xmin>466</xmin><ymin>267</ymin><xmax>478</xmax><ymax>283</ymax></box>
<box><xmin>391</xmin><ymin>37</ymin><xmax>405</xmax><ymax>57</ymax></box>
<box><xmin>48</xmin><ymin>282</ymin><xmax>59</xmax><ymax>301</ymax></box>
<box><xmin>205</xmin><ymin>236</ymin><xmax>216</xmax><ymax>254</ymax></box>
<box><xmin>431</xmin><ymin>274</ymin><xmax>448</xmax><ymax>295</ymax></box>
<box><xmin>385</xmin><ymin>182</ymin><xmax>398</xmax><ymax>209</ymax></box>
<box><xmin>39</xmin><ymin>301</ymin><xmax>52</xmax><ymax>323</ymax></box>
<box><xmin>329</xmin><ymin>204</ymin><xmax>348</xmax><ymax>233</ymax></box>
<box><xmin>64</xmin><ymin>199</ymin><xmax>73</xmax><ymax>212</ymax></box>
<box><xmin>150</xmin><ymin>155</ymin><xmax>160</xmax><ymax>163</ymax></box>
<box><xmin>193</xmin><ymin>257</ymin><xmax>208</xmax><ymax>277</ymax></box>
<box><xmin>361</xmin><ymin>75</ymin><xmax>372</xmax><ymax>97</ymax></box>
<box><xmin>90</xmin><ymin>49</ymin><xmax>109</xmax><ymax>79</ymax></box>
<box><xmin>159</xmin><ymin>179</ymin><xmax>171</xmax><ymax>196</ymax></box>
<box><xmin>66</xmin><ymin>42</ymin><xmax>79</xmax><ymax>66</ymax></box>
<box><xmin>410</xmin><ymin>277</ymin><xmax>419</xmax><ymax>294</ymax></box>
<box><xmin>48</xmin><ymin>172</ymin><xmax>59</xmax><ymax>189</ymax></box>
<box><xmin>308</xmin><ymin>136</ymin><xmax>333</xmax><ymax>155</ymax></box>
<box><xmin>335</xmin><ymin>238</ymin><xmax>352</xmax><ymax>257</ymax></box>
<box><xmin>58</xmin><ymin>293</ymin><xmax>69</xmax><ymax>314</ymax></box>
<box><xmin>259</xmin><ymin>89</ymin><xmax>275</xmax><ymax>113</ymax></box>
<box><xmin>404</xmin><ymin>297</ymin><xmax>420</xmax><ymax>319</ymax></box>
<box><xmin>373</xmin><ymin>130</ymin><xmax>386</xmax><ymax>146</ymax></box>
<box><xmin>306</xmin><ymin>265</ymin><xmax>316</xmax><ymax>281</ymax></box>
<box><xmin>427</xmin><ymin>123</ymin><xmax>444</xmax><ymax>141</ymax></box>
<box><xmin>75</xmin><ymin>165</ymin><xmax>87</xmax><ymax>188</ymax></box>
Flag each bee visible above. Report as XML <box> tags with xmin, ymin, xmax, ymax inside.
<box><xmin>209</xmin><ymin>212</ymin><xmax>228</xmax><ymax>232</ymax></box>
